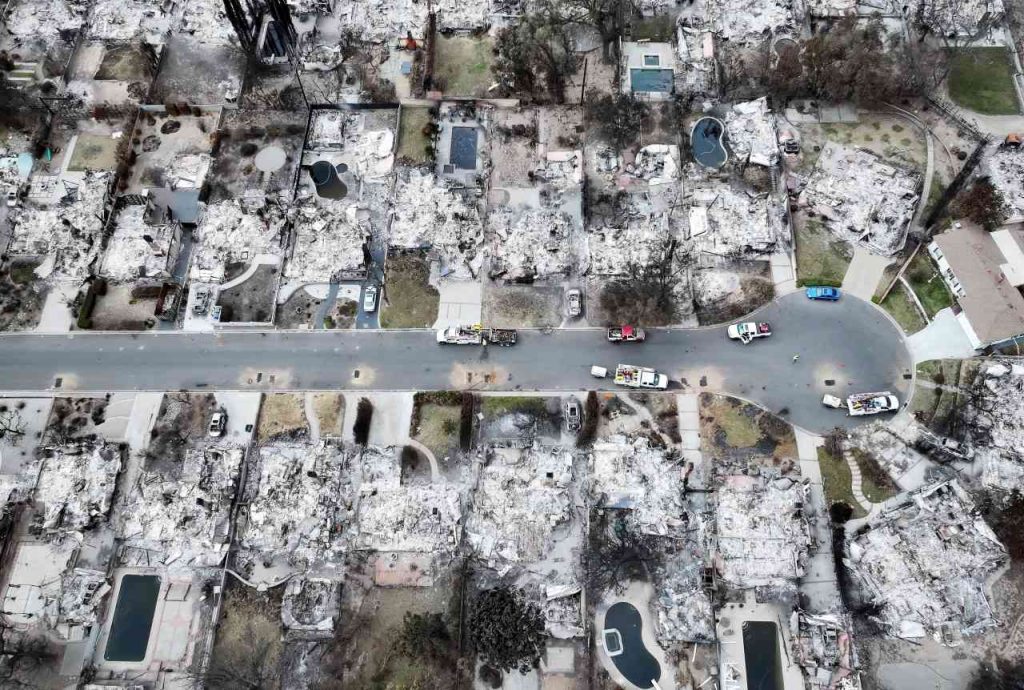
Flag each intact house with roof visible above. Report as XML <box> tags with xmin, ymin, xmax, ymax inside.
<box><xmin>929</xmin><ymin>220</ymin><xmax>1024</xmax><ymax>350</ymax></box>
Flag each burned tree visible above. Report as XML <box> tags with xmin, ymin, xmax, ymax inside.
<box><xmin>352</xmin><ymin>398</ymin><xmax>374</xmax><ymax>445</ymax></box>
<box><xmin>0</xmin><ymin>407</ymin><xmax>26</xmax><ymax>444</ymax></box>
<box><xmin>492</xmin><ymin>2</ymin><xmax>576</xmax><ymax>103</ymax></box>
<box><xmin>468</xmin><ymin>587</ymin><xmax>545</xmax><ymax>674</ymax></box>
<box><xmin>951</xmin><ymin>177</ymin><xmax>1005</xmax><ymax>231</ymax></box>
<box><xmin>585</xmin><ymin>92</ymin><xmax>650</xmax><ymax>149</ymax></box>
<box><xmin>0</xmin><ymin>625</ymin><xmax>56</xmax><ymax>689</ymax></box>
<box><xmin>598</xmin><ymin>240</ymin><xmax>686</xmax><ymax>326</ymax></box>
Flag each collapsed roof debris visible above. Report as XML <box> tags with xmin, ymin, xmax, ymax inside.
<box><xmin>285</xmin><ymin>202</ymin><xmax>369</xmax><ymax>283</ymax></box>
<box><xmin>687</xmin><ymin>184</ymin><xmax>789</xmax><ymax>257</ymax></box>
<box><xmin>983</xmin><ymin>145</ymin><xmax>1024</xmax><ymax>223</ymax></box>
<box><xmin>790</xmin><ymin>612</ymin><xmax>859</xmax><ymax>690</ymax></box>
<box><xmin>488</xmin><ymin>207</ymin><xmax>577</xmax><ymax>280</ymax></box>
<box><xmin>119</xmin><ymin>446</ymin><xmax>243</xmax><ymax>569</ymax></box>
<box><xmin>587</xmin><ymin>216</ymin><xmax>680</xmax><ymax>278</ymax></box>
<box><xmin>724</xmin><ymin>98</ymin><xmax>779</xmax><ymax>167</ymax></box>
<box><xmin>465</xmin><ymin>446</ymin><xmax>573</xmax><ymax>575</ymax></box>
<box><xmin>353</xmin><ymin>446</ymin><xmax>462</xmax><ymax>553</ymax></box>
<box><xmin>623</xmin><ymin>145</ymin><xmax>680</xmax><ymax>186</ymax></box>
<box><xmin>591</xmin><ymin>435</ymin><xmax>714</xmax><ymax>643</ymax></box>
<box><xmin>100</xmin><ymin>204</ymin><xmax>178</xmax><ymax>283</ymax></box>
<box><xmin>715</xmin><ymin>474</ymin><xmax>810</xmax><ymax>591</ymax></box>
<box><xmin>4</xmin><ymin>0</ymin><xmax>88</xmax><ymax>40</ymax></box>
<box><xmin>33</xmin><ymin>440</ymin><xmax>122</xmax><ymax>536</ymax></box>
<box><xmin>281</xmin><ymin>577</ymin><xmax>341</xmax><ymax>636</ymax></box>
<box><xmin>957</xmin><ymin>360</ymin><xmax>1024</xmax><ymax>491</ymax></box>
<box><xmin>178</xmin><ymin>0</ymin><xmax>237</xmax><ymax>44</ymax></box>
<box><xmin>592</xmin><ymin>435</ymin><xmax>689</xmax><ymax>537</ymax></box>
<box><xmin>679</xmin><ymin>0</ymin><xmax>796</xmax><ymax>42</ymax></box>
<box><xmin>533</xmin><ymin>150</ymin><xmax>585</xmax><ymax>188</ymax></box>
<box><xmin>801</xmin><ymin>142</ymin><xmax>919</xmax><ymax>256</ymax></box>
<box><xmin>675</xmin><ymin>26</ymin><xmax>717</xmax><ymax>95</ymax></box>
<box><xmin>238</xmin><ymin>441</ymin><xmax>353</xmax><ymax>573</ymax></box>
<box><xmin>544</xmin><ymin>585</ymin><xmax>584</xmax><ymax>639</ymax></box>
<box><xmin>306</xmin><ymin>110</ymin><xmax>395</xmax><ymax>180</ymax></box>
<box><xmin>191</xmin><ymin>199</ymin><xmax>288</xmax><ymax>283</ymax></box>
<box><xmin>332</xmin><ymin>0</ymin><xmax>429</xmax><ymax>43</ymax></box>
<box><xmin>390</xmin><ymin>170</ymin><xmax>484</xmax><ymax>279</ymax></box>
<box><xmin>845</xmin><ymin>480</ymin><xmax>1006</xmax><ymax>644</ymax></box>
<box><xmin>9</xmin><ymin>172</ymin><xmax>111</xmax><ymax>282</ymax></box>
<box><xmin>86</xmin><ymin>0</ymin><xmax>172</xmax><ymax>41</ymax></box>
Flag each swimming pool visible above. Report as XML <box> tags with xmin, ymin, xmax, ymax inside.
<box><xmin>743</xmin><ymin>621</ymin><xmax>784</xmax><ymax>690</ymax></box>
<box><xmin>691</xmin><ymin>117</ymin><xmax>728</xmax><ymax>169</ymax></box>
<box><xmin>104</xmin><ymin>574</ymin><xmax>160</xmax><ymax>662</ymax></box>
<box><xmin>604</xmin><ymin>602</ymin><xmax>661</xmax><ymax>689</ymax></box>
<box><xmin>450</xmin><ymin>127</ymin><xmax>478</xmax><ymax>170</ymax></box>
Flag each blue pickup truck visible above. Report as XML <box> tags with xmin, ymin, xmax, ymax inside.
<box><xmin>805</xmin><ymin>286</ymin><xmax>841</xmax><ymax>301</ymax></box>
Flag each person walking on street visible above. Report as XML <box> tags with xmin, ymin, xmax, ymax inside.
<box><xmin>792</xmin><ymin>354</ymin><xmax>800</xmax><ymax>363</ymax></box>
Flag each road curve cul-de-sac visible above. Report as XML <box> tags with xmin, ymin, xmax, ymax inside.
<box><xmin>0</xmin><ymin>293</ymin><xmax>913</xmax><ymax>434</ymax></box>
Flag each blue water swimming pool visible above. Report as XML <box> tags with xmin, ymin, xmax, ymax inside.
<box><xmin>604</xmin><ymin>602</ymin><xmax>661</xmax><ymax>689</ymax></box>
<box><xmin>450</xmin><ymin>127</ymin><xmax>478</xmax><ymax>170</ymax></box>
<box><xmin>104</xmin><ymin>575</ymin><xmax>160</xmax><ymax>662</ymax></box>
<box><xmin>630</xmin><ymin>68</ymin><xmax>674</xmax><ymax>94</ymax></box>
<box><xmin>691</xmin><ymin>117</ymin><xmax>728</xmax><ymax>168</ymax></box>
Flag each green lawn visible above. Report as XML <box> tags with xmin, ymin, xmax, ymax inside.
<box><xmin>881</xmin><ymin>282</ymin><xmax>926</xmax><ymax>334</ymax></box>
<box><xmin>397</xmin><ymin>107</ymin><xmax>433</xmax><ymax>164</ymax></box>
<box><xmin>481</xmin><ymin>396</ymin><xmax>548</xmax><ymax>417</ymax></box>
<box><xmin>851</xmin><ymin>449</ymin><xmax>898</xmax><ymax>504</ymax></box>
<box><xmin>795</xmin><ymin>219</ymin><xmax>851</xmax><ymax>287</ymax></box>
<box><xmin>916</xmin><ymin>359</ymin><xmax>962</xmax><ymax>385</ymax></box>
<box><xmin>948</xmin><ymin>47</ymin><xmax>1021</xmax><ymax>115</ymax></box>
<box><xmin>433</xmin><ymin>36</ymin><xmax>494</xmax><ymax>97</ymax></box>
<box><xmin>817</xmin><ymin>448</ymin><xmax>866</xmax><ymax>519</ymax></box>
<box><xmin>380</xmin><ymin>254</ymin><xmax>439</xmax><ymax>329</ymax></box>
<box><xmin>904</xmin><ymin>252</ymin><xmax>953</xmax><ymax>318</ymax></box>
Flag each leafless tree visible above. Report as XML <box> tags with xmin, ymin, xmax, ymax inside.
<box><xmin>0</xmin><ymin>624</ymin><xmax>56</xmax><ymax>689</ymax></box>
<box><xmin>0</xmin><ymin>409</ymin><xmax>26</xmax><ymax>445</ymax></box>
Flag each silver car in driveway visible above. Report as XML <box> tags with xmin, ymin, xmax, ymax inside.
<box><xmin>564</xmin><ymin>397</ymin><xmax>581</xmax><ymax>432</ymax></box>
<box><xmin>363</xmin><ymin>285</ymin><xmax>379</xmax><ymax>313</ymax></box>
<box><xmin>566</xmin><ymin>289</ymin><xmax>582</xmax><ymax>318</ymax></box>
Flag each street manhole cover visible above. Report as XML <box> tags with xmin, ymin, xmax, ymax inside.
<box><xmin>353</xmin><ymin>369</ymin><xmax>360</xmax><ymax>379</ymax></box>
<box><xmin>54</xmin><ymin>377</ymin><xmax>62</xmax><ymax>388</ymax></box>
<box><xmin>824</xmin><ymin>379</ymin><xmax>835</xmax><ymax>386</ymax></box>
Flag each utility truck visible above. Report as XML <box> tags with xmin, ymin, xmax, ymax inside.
<box><xmin>607</xmin><ymin>325</ymin><xmax>646</xmax><ymax>342</ymax></box>
<box><xmin>846</xmin><ymin>391</ymin><xmax>899</xmax><ymax>416</ymax></box>
<box><xmin>614</xmin><ymin>364</ymin><xmax>669</xmax><ymax>390</ymax></box>
<box><xmin>436</xmin><ymin>325</ymin><xmax>517</xmax><ymax>346</ymax></box>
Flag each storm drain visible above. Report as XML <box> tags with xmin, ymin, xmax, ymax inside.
<box><xmin>54</xmin><ymin>377</ymin><xmax>63</xmax><ymax>388</ymax></box>
<box><xmin>353</xmin><ymin>369</ymin><xmax>360</xmax><ymax>379</ymax></box>
<box><xmin>824</xmin><ymin>379</ymin><xmax>835</xmax><ymax>386</ymax></box>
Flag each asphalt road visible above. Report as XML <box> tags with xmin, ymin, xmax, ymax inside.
<box><xmin>0</xmin><ymin>293</ymin><xmax>913</xmax><ymax>433</ymax></box>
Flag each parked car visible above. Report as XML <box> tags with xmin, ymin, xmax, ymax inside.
<box><xmin>566</xmin><ymin>289</ymin><xmax>582</xmax><ymax>318</ymax></box>
<box><xmin>563</xmin><ymin>397</ymin><xmax>581</xmax><ymax>432</ymax></box>
<box><xmin>192</xmin><ymin>287</ymin><xmax>209</xmax><ymax>315</ymax></box>
<box><xmin>822</xmin><ymin>394</ymin><xmax>843</xmax><ymax>409</ymax></box>
<box><xmin>806</xmin><ymin>286</ymin><xmax>841</xmax><ymax>301</ymax></box>
<box><xmin>208</xmin><ymin>410</ymin><xmax>227</xmax><ymax>437</ymax></box>
<box><xmin>363</xmin><ymin>285</ymin><xmax>378</xmax><ymax>313</ymax></box>
<box><xmin>727</xmin><ymin>321</ymin><xmax>771</xmax><ymax>344</ymax></box>
<box><xmin>5</xmin><ymin>188</ymin><xmax>17</xmax><ymax>208</ymax></box>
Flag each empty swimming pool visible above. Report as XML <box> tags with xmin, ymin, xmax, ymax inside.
<box><xmin>691</xmin><ymin>116</ymin><xmax>728</xmax><ymax>168</ymax></box>
<box><xmin>104</xmin><ymin>574</ymin><xmax>160</xmax><ymax>662</ymax></box>
<box><xmin>604</xmin><ymin>602</ymin><xmax>661</xmax><ymax>689</ymax></box>
<box><xmin>743</xmin><ymin>621</ymin><xmax>784</xmax><ymax>690</ymax></box>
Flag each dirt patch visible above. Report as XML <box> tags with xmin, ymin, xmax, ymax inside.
<box><xmin>90</xmin><ymin>285</ymin><xmax>158</xmax><ymax>330</ymax></box>
<box><xmin>275</xmin><ymin>288</ymin><xmax>323</xmax><ymax>329</ymax></box>
<box><xmin>144</xmin><ymin>393</ymin><xmax>218</xmax><ymax>473</ymax></box>
<box><xmin>216</xmin><ymin>264</ymin><xmax>280</xmax><ymax>324</ymax></box>
<box><xmin>381</xmin><ymin>253</ymin><xmax>439</xmax><ymax>329</ymax></box>
<box><xmin>433</xmin><ymin>36</ymin><xmax>494</xmax><ymax>97</ymax></box>
<box><xmin>0</xmin><ymin>259</ymin><xmax>47</xmax><ymax>331</ymax></box>
<box><xmin>95</xmin><ymin>43</ymin><xmax>154</xmax><ymax>82</ymax></box>
<box><xmin>67</xmin><ymin>133</ymin><xmax>120</xmax><ymax>171</ymax></box>
<box><xmin>397</xmin><ymin>107</ymin><xmax>433</xmax><ymax>165</ymax></box>
<box><xmin>694</xmin><ymin>262</ymin><xmax>774</xmax><ymax>326</ymax></box>
<box><xmin>313</xmin><ymin>393</ymin><xmax>344</xmax><ymax>437</ymax></box>
<box><xmin>489</xmin><ymin>109</ymin><xmax>539</xmax><ymax>187</ymax></box>
<box><xmin>208</xmin><ymin>580</ymin><xmax>284</xmax><ymax>689</ymax></box>
<box><xmin>482</xmin><ymin>284</ymin><xmax>562</xmax><ymax>328</ymax></box>
<box><xmin>46</xmin><ymin>396</ymin><xmax>111</xmax><ymax>444</ymax></box>
<box><xmin>699</xmin><ymin>394</ymin><xmax>797</xmax><ymax>474</ymax></box>
<box><xmin>628</xmin><ymin>392</ymin><xmax>681</xmax><ymax>445</ymax></box>
<box><xmin>207</xmin><ymin>111</ymin><xmax>306</xmax><ymax>201</ymax></box>
<box><xmin>257</xmin><ymin>393</ymin><xmax>309</xmax><ymax>442</ymax></box>
<box><xmin>794</xmin><ymin>215</ymin><xmax>851</xmax><ymax>287</ymax></box>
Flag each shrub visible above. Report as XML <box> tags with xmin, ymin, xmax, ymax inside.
<box><xmin>353</xmin><ymin>397</ymin><xmax>373</xmax><ymax>444</ymax></box>
<box><xmin>469</xmin><ymin>587</ymin><xmax>544</xmax><ymax>674</ymax></box>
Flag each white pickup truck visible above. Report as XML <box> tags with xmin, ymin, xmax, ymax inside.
<box><xmin>727</xmin><ymin>321</ymin><xmax>772</xmax><ymax>344</ymax></box>
<box><xmin>614</xmin><ymin>364</ymin><xmax>669</xmax><ymax>390</ymax></box>
<box><xmin>846</xmin><ymin>392</ymin><xmax>899</xmax><ymax>416</ymax></box>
